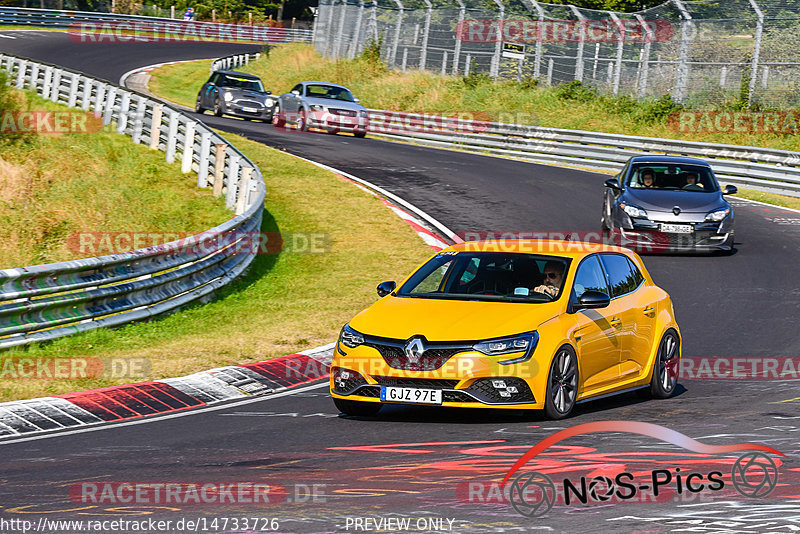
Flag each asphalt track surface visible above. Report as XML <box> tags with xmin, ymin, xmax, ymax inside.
<box><xmin>1</xmin><ymin>30</ymin><xmax>799</xmax><ymax>534</ymax></box>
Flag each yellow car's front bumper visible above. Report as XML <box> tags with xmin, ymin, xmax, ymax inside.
<box><xmin>330</xmin><ymin>341</ymin><xmax>546</xmax><ymax>409</ymax></box>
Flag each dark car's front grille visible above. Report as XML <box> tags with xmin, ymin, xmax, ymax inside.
<box><xmin>467</xmin><ymin>377</ymin><xmax>535</xmax><ymax>403</ymax></box>
<box><xmin>373</xmin><ymin>377</ymin><xmax>460</xmax><ymax>389</ymax></box>
<box><xmin>330</xmin><ymin>108</ymin><xmax>357</xmax><ymax>116</ymax></box>
<box><xmin>365</xmin><ymin>341</ymin><xmax>469</xmax><ymax>371</ymax></box>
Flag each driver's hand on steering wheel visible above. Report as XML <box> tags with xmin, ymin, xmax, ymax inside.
<box><xmin>533</xmin><ymin>284</ymin><xmax>557</xmax><ymax>297</ymax></box>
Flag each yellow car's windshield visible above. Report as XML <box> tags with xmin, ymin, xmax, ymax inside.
<box><xmin>397</xmin><ymin>252</ymin><xmax>570</xmax><ymax>302</ymax></box>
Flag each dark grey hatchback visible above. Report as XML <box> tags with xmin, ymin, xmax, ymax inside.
<box><xmin>602</xmin><ymin>155</ymin><xmax>737</xmax><ymax>253</ymax></box>
<box><xmin>195</xmin><ymin>70</ymin><xmax>274</xmax><ymax>121</ymax></box>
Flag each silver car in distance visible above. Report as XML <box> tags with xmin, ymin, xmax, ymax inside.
<box><xmin>272</xmin><ymin>81</ymin><xmax>369</xmax><ymax>138</ymax></box>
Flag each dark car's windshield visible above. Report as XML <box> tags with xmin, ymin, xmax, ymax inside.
<box><xmin>304</xmin><ymin>84</ymin><xmax>355</xmax><ymax>102</ymax></box>
<box><xmin>397</xmin><ymin>252</ymin><xmax>571</xmax><ymax>302</ymax></box>
<box><xmin>218</xmin><ymin>75</ymin><xmax>265</xmax><ymax>92</ymax></box>
<box><xmin>627</xmin><ymin>164</ymin><xmax>719</xmax><ymax>192</ymax></box>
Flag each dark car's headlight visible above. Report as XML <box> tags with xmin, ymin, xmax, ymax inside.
<box><xmin>339</xmin><ymin>324</ymin><xmax>365</xmax><ymax>348</ymax></box>
<box><xmin>704</xmin><ymin>208</ymin><xmax>730</xmax><ymax>222</ymax></box>
<box><xmin>619</xmin><ymin>201</ymin><xmax>648</xmax><ymax>219</ymax></box>
<box><xmin>265</xmin><ymin>99</ymin><xmax>275</xmax><ymax>107</ymax></box>
<box><xmin>223</xmin><ymin>91</ymin><xmax>233</xmax><ymax>102</ymax></box>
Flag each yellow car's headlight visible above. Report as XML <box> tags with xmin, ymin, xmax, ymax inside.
<box><xmin>473</xmin><ymin>331</ymin><xmax>538</xmax><ymax>364</ymax></box>
<box><xmin>339</xmin><ymin>324</ymin><xmax>365</xmax><ymax>348</ymax></box>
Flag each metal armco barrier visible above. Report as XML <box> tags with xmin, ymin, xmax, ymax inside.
<box><xmin>0</xmin><ymin>6</ymin><xmax>314</xmax><ymax>43</ymax></box>
<box><xmin>365</xmin><ymin>110</ymin><xmax>800</xmax><ymax>197</ymax></box>
<box><xmin>210</xmin><ymin>52</ymin><xmax>260</xmax><ymax>74</ymax></box>
<box><xmin>0</xmin><ymin>53</ymin><xmax>267</xmax><ymax>348</ymax></box>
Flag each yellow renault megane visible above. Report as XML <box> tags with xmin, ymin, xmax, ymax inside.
<box><xmin>330</xmin><ymin>240</ymin><xmax>681</xmax><ymax>419</ymax></box>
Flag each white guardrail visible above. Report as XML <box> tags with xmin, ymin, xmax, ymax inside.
<box><xmin>364</xmin><ymin>111</ymin><xmax>800</xmax><ymax>197</ymax></box>
<box><xmin>0</xmin><ymin>53</ymin><xmax>267</xmax><ymax>348</ymax></box>
<box><xmin>0</xmin><ymin>6</ymin><xmax>314</xmax><ymax>43</ymax></box>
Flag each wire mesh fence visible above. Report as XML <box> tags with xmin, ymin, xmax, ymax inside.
<box><xmin>313</xmin><ymin>0</ymin><xmax>800</xmax><ymax>108</ymax></box>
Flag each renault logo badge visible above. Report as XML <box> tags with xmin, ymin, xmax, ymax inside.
<box><xmin>404</xmin><ymin>337</ymin><xmax>426</xmax><ymax>363</ymax></box>
<box><xmin>673</xmin><ymin>206</ymin><xmax>682</xmax><ymax>216</ymax></box>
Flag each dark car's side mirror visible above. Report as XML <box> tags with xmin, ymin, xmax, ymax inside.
<box><xmin>265</xmin><ymin>91</ymin><xmax>272</xmax><ymax>95</ymax></box>
<box><xmin>578</xmin><ymin>291</ymin><xmax>611</xmax><ymax>309</ymax></box>
<box><xmin>604</xmin><ymin>178</ymin><xmax>622</xmax><ymax>191</ymax></box>
<box><xmin>377</xmin><ymin>281</ymin><xmax>396</xmax><ymax>297</ymax></box>
<box><xmin>723</xmin><ymin>184</ymin><xmax>738</xmax><ymax>195</ymax></box>
<box><xmin>354</xmin><ymin>97</ymin><xmax>361</xmax><ymax>103</ymax></box>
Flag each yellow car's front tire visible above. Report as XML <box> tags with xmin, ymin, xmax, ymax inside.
<box><xmin>333</xmin><ymin>397</ymin><xmax>382</xmax><ymax>417</ymax></box>
<box><xmin>544</xmin><ymin>345</ymin><xmax>579</xmax><ymax>420</ymax></box>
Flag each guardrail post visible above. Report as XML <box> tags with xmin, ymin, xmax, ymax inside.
<box><xmin>50</xmin><ymin>68</ymin><xmax>62</xmax><ymax>102</ymax></box>
<box><xmin>42</xmin><ymin>66</ymin><xmax>53</xmax><ymax>99</ymax></box>
<box><xmin>131</xmin><ymin>96</ymin><xmax>146</xmax><ymax>144</ymax></box>
<box><xmin>419</xmin><ymin>0</ymin><xmax>432</xmax><ymax>70</ymax></box>
<box><xmin>236</xmin><ymin>167</ymin><xmax>253</xmax><ymax>215</ymax></box>
<box><xmin>401</xmin><ymin>47</ymin><xmax>408</xmax><ymax>72</ymax></box>
<box><xmin>348</xmin><ymin>0</ymin><xmax>365</xmax><ymax>59</ymax></box>
<box><xmin>166</xmin><ymin>109</ymin><xmax>179</xmax><ymax>163</ymax></box>
<box><xmin>198</xmin><ymin>131</ymin><xmax>212</xmax><ymax>187</ymax></box>
<box><xmin>441</xmin><ymin>51</ymin><xmax>448</xmax><ymax>76</ymax></box>
<box><xmin>520</xmin><ymin>0</ymin><xmax>545</xmax><ymax>79</ymax></box>
<box><xmin>607</xmin><ymin>11</ymin><xmax>624</xmax><ymax>95</ymax></box>
<box><xmin>490</xmin><ymin>0</ymin><xmax>504</xmax><ymax>78</ymax></box>
<box><xmin>671</xmin><ymin>0</ymin><xmax>694</xmax><ymax>103</ymax></box>
<box><xmin>150</xmin><ymin>103</ymin><xmax>163</xmax><ymax>149</ymax></box>
<box><xmin>117</xmin><ymin>91</ymin><xmax>131</xmax><ymax>134</ymax></box>
<box><xmin>15</xmin><ymin>59</ymin><xmax>26</xmax><ymax>89</ymax></box>
<box><xmin>67</xmin><ymin>72</ymin><xmax>80</xmax><ymax>107</ymax></box>
<box><xmin>547</xmin><ymin>58</ymin><xmax>554</xmax><ymax>85</ymax></box>
<box><xmin>389</xmin><ymin>0</ymin><xmax>404</xmax><ymax>68</ymax></box>
<box><xmin>102</xmin><ymin>86</ymin><xmax>117</xmax><ymax>125</ymax></box>
<box><xmin>569</xmin><ymin>6</ymin><xmax>586</xmax><ymax>82</ymax></box>
<box><xmin>182</xmin><ymin>121</ymin><xmax>196</xmax><ymax>174</ymax></box>
<box><xmin>80</xmin><ymin>77</ymin><xmax>92</xmax><ymax>110</ymax></box>
<box><xmin>747</xmin><ymin>0</ymin><xmax>764</xmax><ymax>108</ymax></box>
<box><xmin>465</xmin><ymin>54</ymin><xmax>471</xmax><ymax>76</ymax></box>
<box><xmin>29</xmin><ymin>62</ymin><xmax>40</xmax><ymax>92</ymax></box>
<box><xmin>226</xmin><ymin>155</ymin><xmax>241</xmax><ymax>209</ymax></box>
<box><xmin>452</xmin><ymin>0</ymin><xmax>465</xmax><ymax>75</ymax></box>
<box><xmin>213</xmin><ymin>144</ymin><xmax>227</xmax><ymax>196</ymax></box>
<box><xmin>635</xmin><ymin>14</ymin><xmax>653</xmax><ymax>98</ymax></box>
<box><xmin>93</xmin><ymin>82</ymin><xmax>106</xmax><ymax>115</ymax></box>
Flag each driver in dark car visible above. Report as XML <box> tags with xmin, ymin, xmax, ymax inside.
<box><xmin>534</xmin><ymin>261</ymin><xmax>564</xmax><ymax>298</ymax></box>
<box><xmin>684</xmin><ymin>172</ymin><xmax>702</xmax><ymax>188</ymax></box>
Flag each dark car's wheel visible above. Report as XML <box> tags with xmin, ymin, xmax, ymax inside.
<box><xmin>297</xmin><ymin>109</ymin><xmax>308</xmax><ymax>131</ymax></box>
<box><xmin>544</xmin><ymin>345</ymin><xmax>578</xmax><ymax>419</ymax></box>
<box><xmin>213</xmin><ymin>95</ymin><xmax>223</xmax><ymax>117</ymax></box>
<box><xmin>650</xmin><ymin>329</ymin><xmax>680</xmax><ymax>398</ymax></box>
<box><xmin>333</xmin><ymin>397</ymin><xmax>382</xmax><ymax>417</ymax></box>
<box><xmin>272</xmin><ymin>104</ymin><xmax>285</xmax><ymax>127</ymax></box>
<box><xmin>353</xmin><ymin>129</ymin><xmax>367</xmax><ymax>138</ymax></box>
<box><xmin>195</xmin><ymin>93</ymin><xmax>205</xmax><ymax>114</ymax></box>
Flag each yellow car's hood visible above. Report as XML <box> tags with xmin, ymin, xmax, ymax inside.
<box><xmin>349</xmin><ymin>296</ymin><xmax>562</xmax><ymax>341</ymax></box>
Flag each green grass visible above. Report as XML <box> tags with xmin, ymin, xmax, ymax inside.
<box><xmin>0</xmin><ymin>87</ymin><xmax>232</xmax><ymax>268</ymax></box>
<box><xmin>0</xmin><ymin>129</ymin><xmax>432</xmax><ymax>402</ymax></box>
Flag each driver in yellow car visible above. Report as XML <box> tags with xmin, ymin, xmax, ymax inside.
<box><xmin>534</xmin><ymin>260</ymin><xmax>564</xmax><ymax>298</ymax></box>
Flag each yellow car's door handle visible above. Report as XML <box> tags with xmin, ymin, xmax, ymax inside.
<box><xmin>643</xmin><ymin>306</ymin><xmax>656</xmax><ymax>317</ymax></box>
